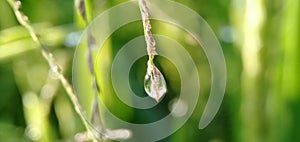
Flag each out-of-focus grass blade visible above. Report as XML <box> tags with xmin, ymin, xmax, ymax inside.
<box><xmin>0</xmin><ymin>24</ymin><xmax>75</xmax><ymax>61</ymax></box>
<box><xmin>75</xmin><ymin>0</ymin><xmax>93</xmax><ymax>28</ymax></box>
<box><xmin>0</xmin><ymin>38</ymin><xmax>37</xmax><ymax>61</ymax></box>
<box><xmin>281</xmin><ymin>0</ymin><xmax>300</xmax><ymax>99</ymax></box>
<box><xmin>91</xmin><ymin>94</ymin><xmax>103</xmax><ymax>132</ymax></box>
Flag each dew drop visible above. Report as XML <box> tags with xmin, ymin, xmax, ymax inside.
<box><xmin>144</xmin><ymin>61</ymin><xmax>167</xmax><ymax>102</ymax></box>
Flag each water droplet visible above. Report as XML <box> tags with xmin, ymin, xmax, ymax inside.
<box><xmin>144</xmin><ymin>61</ymin><xmax>167</xmax><ymax>102</ymax></box>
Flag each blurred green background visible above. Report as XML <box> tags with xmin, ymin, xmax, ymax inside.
<box><xmin>0</xmin><ymin>0</ymin><xmax>299</xmax><ymax>142</ymax></box>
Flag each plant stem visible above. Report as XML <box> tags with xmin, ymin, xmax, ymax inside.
<box><xmin>75</xmin><ymin>0</ymin><xmax>105</xmax><ymax>137</ymax></box>
<box><xmin>138</xmin><ymin>0</ymin><xmax>157</xmax><ymax>64</ymax></box>
<box><xmin>7</xmin><ymin>0</ymin><xmax>104</xmax><ymax>141</ymax></box>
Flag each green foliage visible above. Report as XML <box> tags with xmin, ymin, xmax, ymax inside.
<box><xmin>0</xmin><ymin>0</ymin><xmax>299</xmax><ymax>142</ymax></box>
